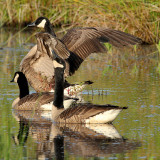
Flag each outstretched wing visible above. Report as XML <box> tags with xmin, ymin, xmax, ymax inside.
<box><xmin>20</xmin><ymin>44</ymin><xmax>55</xmax><ymax>92</ymax></box>
<box><xmin>20</xmin><ymin>33</ymin><xmax>71</xmax><ymax>92</ymax></box>
<box><xmin>62</xmin><ymin>27</ymin><xmax>142</xmax><ymax>57</ymax></box>
<box><xmin>61</xmin><ymin>27</ymin><xmax>142</xmax><ymax>75</ymax></box>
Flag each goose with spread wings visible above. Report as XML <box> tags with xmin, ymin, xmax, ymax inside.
<box><xmin>20</xmin><ymin>17</ymin><xmax>143</xmax><ymax>93</ymax></box>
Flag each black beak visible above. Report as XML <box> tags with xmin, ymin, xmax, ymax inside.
<box><xmin>27</xmin><ymin>21</ymin><xmax>36</xmax><ymax>27</ymax></box>
<box><xmin>10</xmin><ymin>79</ymin><xmax>14</xmax><ymax>82</ymax></box>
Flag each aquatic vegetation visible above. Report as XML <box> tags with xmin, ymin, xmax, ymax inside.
<box><xmin>0</xmin><ymin>0</ymin><xmax>160</xmax><ymax>43</ymax></box>
<box><xmin>156</xmin><ymin>40</ymin><xmax>160</xmax><ymax>53</ymax></box>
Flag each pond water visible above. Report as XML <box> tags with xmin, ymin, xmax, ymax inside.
<box><xmin>0</xmin><ymin>28</ymin><xmax>160</xmax><ymax>159</ymax></box>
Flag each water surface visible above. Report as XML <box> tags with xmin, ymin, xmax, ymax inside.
<box><xmin>0</xmin><ymin>28</ymin><xmax>160</xmax><ymax>159</ymax></box>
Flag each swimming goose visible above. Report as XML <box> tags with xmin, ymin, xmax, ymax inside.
<box><xmin>10</xmin><ymin>72</ymin><xmax>78</xmax><ymax>110</ymax></box>
<box><xmin>20</xmin><ymin>17</ymin><xmax>143</xmax><ymax>93</ymax></box>
<box><xmin>49</xmin><ymin>52</ymin><xmax>128</xmax><ymax>123</ymax></box>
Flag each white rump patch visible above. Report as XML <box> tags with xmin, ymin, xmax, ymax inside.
<box><xmin>37</xmin><ymin>19</ymin><xmax>46</xmax><ymax>28</ymax></box>
<box><xmin>85</xmin><ymin>109</ymin><xmax>122</xmax><ymax>124</ymax></box>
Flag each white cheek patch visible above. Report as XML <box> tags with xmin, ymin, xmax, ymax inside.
<box><xmin>63</xmin><ymin>99</ymin><xmax>75</xmax><ymax>109</ymax></box>
<box><xmin>53</xmin><ymin>60</ymin><xmax>64</xmax><ymax>68</ymax></box>
<box><xmin>37</xmin><ymin>19</ymin><xmax>46</xmax><ymax>28</ymax></box>
<box><xmin>14</xmin><ymin>74</ymin><xmax>19</xmax><ymax>83</ymax></box>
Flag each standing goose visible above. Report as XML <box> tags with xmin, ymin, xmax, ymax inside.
<box><xmin>20</xmin><ymin>17</ymin><xmax>143</xmax><ymax>93</ymax></box>
<box><xmin>20</xmin><ymin>31</ymin><xmax>93</xmax><ymax>95</ymax></box>
<box><xmin>10</xmin><ymin>72</ymin><xmax>78</xmax><ymax>110</ymax></box>
<box><xmin>50</xmin><ymin>53</ymin><xmax>128</xmax><ymax>124</ymax></box>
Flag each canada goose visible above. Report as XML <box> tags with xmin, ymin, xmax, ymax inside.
<box><xmin>20</xmin><ymin>31</ymin><xmax>93</xmax><ymax>95</ymax></box>
<box><xmin>44</xmin><ymin>48</ymin><xmax>128</xmax><ymax>123</ymax></box>
<box><xmin>10</xmin><ymin>72</ymin><xmax>78</xmax><ymax>110</ymax></box>
<box><xmin>20</xmin><ymin>17</ymin><xmax>143</xmax><ymax>93</ymax></box>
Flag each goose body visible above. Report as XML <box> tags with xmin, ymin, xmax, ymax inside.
<box><xmin>55</xmin><ymin>103</ymin><xmax>127</xmax><ymax>124</ymax></box>
<box><xmin>12</xmin><ymin>92</ymin><xmax>76</xmax><ymax>111</ymax></box>
<box><xmin>20</xmin><ymin>17</ymin><xmax>143</xmax><ymax>93</ymax></box>
<box><xmin>11</xmin><ymin>72</ymin><xmax>77</xmax><ymax>110</ymax></box>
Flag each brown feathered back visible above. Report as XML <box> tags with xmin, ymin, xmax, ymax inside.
<box><xmin>13</xmin><ymin>92</ymin><xmax>55</xmax><ymax>110</ymax></box>
<box><xmin>56</xmin><ymin>103</ymin><xmax>127</xmax><ymax>123</ymax></box>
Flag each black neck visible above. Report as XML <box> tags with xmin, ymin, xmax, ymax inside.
<box><xmin>53</xmin><ymin>68</ymin><xmax>64</xmax><ymax>109</ymax></box>
<box><xmin>18</xmin><ymin>80</ymin><xmax>29</xmax><ymax>99</ymax></box>
<box><xmin>54</xmin><ymin>135</ymin><xmax>64</xmax><ymax>160</ymax></box>
<box><xmin>45</xmin><ymin>22</ymin><xmax>56</xmax><ymax>37</ymax></box>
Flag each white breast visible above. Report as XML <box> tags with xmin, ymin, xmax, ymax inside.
<box><xmin>40</xmin><ymin>99</ymin><xmax>76</xmax><ymax>111</ymax></box>
<box><xmin>12</xmin><ymin>97</ymin><xmax>20</xmax><ymax>108</ymax></box>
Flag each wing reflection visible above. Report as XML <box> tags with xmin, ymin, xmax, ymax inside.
<box><xmin>12</xmin><ymin>110</ymin><xmax>141</xmax><ymax>159</ymax></box>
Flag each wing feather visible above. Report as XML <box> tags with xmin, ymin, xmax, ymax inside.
<box><xmin>20</xmin><ymin>48</ymin><xmax>55</xmax><ymax>92</ymax></box>
<box><xmin>62</xmin><ymin>27</ymin><xmax>142</xmax><ymax>56</ymax></box>
<box><xmin>20</xmin><ymin>27</ymin><xmax>142</xmax><ymax>92</ymax></box>
<box><xmin>20</xmin><ymin>33</ymin><xmax>71</xmax><ymax>92</ymax></box>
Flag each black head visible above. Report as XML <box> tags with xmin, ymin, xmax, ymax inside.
<box><xmin>27</xmin><ymin>17</ymin><xmax>50</xmax><ymax>28</ymax></box>
<box><xmin>10</xmin><ymin>72</ymin><xmax>26</xmax><ymax>83</ymax></box>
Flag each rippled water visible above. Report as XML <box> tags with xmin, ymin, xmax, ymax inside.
<box><xmin>0</xmin><ymin>28</ymin><xmax>160</xmax><ymax>159</ymax></box>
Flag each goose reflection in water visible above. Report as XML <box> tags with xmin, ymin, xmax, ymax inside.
<box><xmin>12</xmin><ymin>110</ymin><xmax>141</xmax><ymax>159</ymax></box>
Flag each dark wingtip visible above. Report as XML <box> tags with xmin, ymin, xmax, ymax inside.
<box><xmin>140</xmin><ymin>41</ymin><xmax>150</xmax><ymax>45</ymax></box>
<box><xmin>135</xmin><ymin>37</ymin><xmax>150</xmax><ymax>45</ymax></box>
<box><xmin>122</xmin><ymin>107</ymin><xmax>128</xmax><ymax>109</ymax></box>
